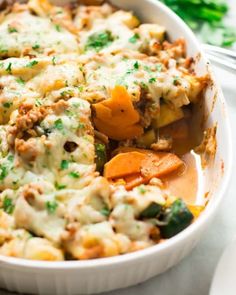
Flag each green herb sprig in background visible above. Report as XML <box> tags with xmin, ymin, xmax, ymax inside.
<box><xmin>161</xmin><ymin>0</ymin><xmax>236</xmax><ymax>47</ymax></box>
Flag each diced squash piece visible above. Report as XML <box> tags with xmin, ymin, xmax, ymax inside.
<box><xmin>93</xmin><ymin>86</ymin><xmax>143</xmax><ymax>140</ymax></box>
<box><xmin>139</xmin><ymin>24</ymin><xmax>166</xmax><ymax>42</ymax></box>
<box><xmin>187</xmin><ymin>204</ymin><xmax>204</xmax><ymax>218</ymax></box>
<box><xmin>105</xmin><ymin>147</ymin><xmax>184</xmax><ymax>189</ymax></box>
<box><xmin>153</xmin><ymin>104</ymin><xmax>184</xmax><ymax>128</ymax></box>
<box><xmin>111</xmin><ymin>11</ymin><xmax>140</xmax><ymax>28</ymax></box>
<box><xmin>94</xmin><ymin>118</ymin><xmax>143</xmax><ymax>141</ymax></box>
<box><xmin>141</xmin><ymin>152</ymin><xmax>184</xmax><ymax>179</ymax></box>
<box><xmin>93</xmin><ymin>85</ymin><xmax>140</xmax><ymax>127</ymax></box>
<box><xmin>104</xmin><ymin>151</ymin><xmax>146</xmax><ymax>179</ymax></box>
<box><xmin>136</xmin><ymin>129</ymin><xmax>156</xmax><ymax>148</ymax></box>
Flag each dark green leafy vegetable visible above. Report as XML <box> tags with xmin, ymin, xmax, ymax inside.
<box><xmin>160</xmin><ymin>199</ymin><xmax>193</xmax><ymax>238</ymax></box>
<box><xmin>95</xmin><ymin>143</ymin><xmax>107</xmax><ymax>173</ymax></box>
<box><xmin>161</xmin><ymin>0</ymin><xmax>236</xmax><ymax>47</ymax></box>
<box><xmin>140</xmin><ymin>202</ymin><xmax>162</xmax><ymax>219</ymax></box>
<box><xmin>85</xmin><ymin>31</ymin><xmax>114</xmax><ymax>51</ymax></box>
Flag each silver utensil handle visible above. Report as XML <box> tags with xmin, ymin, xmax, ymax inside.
<box><xmin>203</xmin><ymin>44</ymin><xmax>236</xmax><ymax>73</ymax></box>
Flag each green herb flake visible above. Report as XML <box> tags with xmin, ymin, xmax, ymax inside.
<box><xmin>35</xmin><ymin>98</ymin><xmax>42</xmax><ymax>107</ymax></box>
<box><xmin>52</xmin><ymin>56</ymin><xmax>56</xmax><ymax>65</ymax></box>
<box><xmin>7</xmin><ymin>155</ymin><xmax>14</xmax><ymax>162</ymax></box>
<box><xmin>100</xmin><ymin>206</ymin><xmax>110</xmax><ymax>217</ymax></box>
<box><xmin>15</xmin><ymin>77</ymin><xmax>25</xmax><ymax>85</ymax></box>
<box><xmin>54</xmin><ymin>118</ymin><xmax>64</xmax><ymax>130</ymax></box>
<box><xmin>60</xmin><ymin>89</ymin><xmax>73</xmax><ymax>98</ymax></box>
<box><xmin>46</xmin><ymin>200</ymin><xmax>58</xmax><ymax>214</ymax></box>
<box><xmin>149</xmin><ymin>77</ymin><xmax>156</xmax><ymax>84</ymax></box>
<box><xmin>8</xmin><ymin>26</ymin><xmax>18</xmax><ymax>33</ymax></box>
<box><xmin>69</xmin><ymin>171</ymin><xmax>80</xmax><ymax>178</ymax></box>
<box><xmin>77</xmin><ymin>123</ymin><xmax>85</xmax><ymax>129</ymax></box>
<box><xmin>129</xmin><ymin>33</ymin><xmax>140</xmax><ymax>44</ymax></box>
<box><xmin>137</xmin><ymin>185</ymin><xmax>146</xmax><ymax>194</ymax></box>
<box><xmin>77</xmin><ymin>85</ymin><xmax>84</xmax><ymax>92</ymax></box>
<box><xmin>3</xmin><ymin>102</ymin><xmax>12</xmax><ymax>108</ymax></box>
<box><xmin>55</xmin><ymin>24</ymin><xmax>61</xmax><ymax>32</ymax></box>
<box><xmin>141</xmin><ymin>82</ymin><xmax>148</xmax><ymax>89</ymax></box>
<box><xmin>26</xmin><ymin>60</ymin><xmax>38</xmax><ymax>68</ymax></box>
<box><xmin>6</xmin><ymin>62</ymin><xmax>12</xmax><ymax>74</ymax></box>
<box><xmin>3</xmin><ymin>196</ymin><xmax>14</xmax><ymax>214</ymax></box>
<box><xmin>156</xmin><ymin>64</ymin><xmax>162</xmax><ymax>72</ymax></box>
<box><xmin>134</xmin><ymin>61</ymin><xmax>139</xmax><ymax>70</ymax></box>
<box><xmin>60</xmin><ymin>160</ymin><xmax>69</xmax><ymax>170</ymax></box>
<box><xmin>85</xmin><ymin>31</ymin><xmax>114</xmax><ymax>51</ymax></box>
<box><xmin>173</xmin><ymin>76</ymin><xmax>180</xmax><ymax>86</ymax></box>
<box><xmin>55</xmin><ymin>182</ymin><xmax>67</xmax><ymax>190</ymax></box>
<box><xmin>32</xmin><ymin>44</ymin><xmax>40</xmax><ymax>50</ymax></box>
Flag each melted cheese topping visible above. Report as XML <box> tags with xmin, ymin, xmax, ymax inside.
<box><xmin>0</xmin><ymin>0</ymin><xmax>207</xmax><ymax>261</ymax></box>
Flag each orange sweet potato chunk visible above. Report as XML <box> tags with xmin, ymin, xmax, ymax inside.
<box><xmin>93</xmin><ymin>86</ymin><xmax>143</xmax><ymax>140</ymax></box>
<box><xmin>104</xmin><ymin>151</ymin><xmax>146</xmax><ymax>179</ymax></box>
<box><xmin>104</xmin><ymin>147</ymin><xmax>184</xmax><ymax>189</ymax></box>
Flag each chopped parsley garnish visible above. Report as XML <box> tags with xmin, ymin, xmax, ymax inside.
<box><xmin>141</xmin><ymin>82</ymin><xmax>148</xmax><ymax>89</ymax></box>
<box><xmin>77</xmin><ymin>123</ymin><xmax>85</xmax><ymax>129</ymax></box>
<box><xmin>95</xmin><ymin>143</ymin><xmax>106</xmax><ymax>172</ymax></box>
<box><xmin>55</xmin><ymin>182</ymin><xmax>67</xmax><ymax>190</ymax></box>
<box><xmin>35</xmin><ymin>98</ymin><xmax>42</xmax><ymax>107</ymax></box>
<box><xmin>60</xmin><ymin>89</ymin><xmax>73</xmax><ymax>98</ymax></box>
<box><xmin>60</xmin><ymin>160</ymin><xmax>69</xmax><ymax>170</ymax></box>
<box><xmin>157</xmin><ymin>64</ymin><xmax>162</xmax><ymax>72</ymax></box>
<box><xmin>52</xmin><ymin>56</ymin><xmax>56</xmax><ymax>65</ymax></box>
<box><xmin>3</xmin><ymin>196</ymin><xmax>14</xmax><ymax>214</ymax></box>
<box><xmin>3</xmin><ymin>102</ymin><xmax>12</xmax><ymax>108</ymax></box>
<box><xmin>134</xmin><ymin>61</ymin><xmax>139</xmax><ymax>70</ymax></box>
<box><xmin>8</xmin><ymin>26</ymin><xmax>18</xmax><ymax>33</ymax></box>
<box><xmin>6</xmin><ymin>62</ymin><xmax>12</xmax><ymax>74</ymax></box>
<box><xmin>173</xmin><ymin>76</ymin><xmax>180</xmax><ymax>86</ymax></box>
<box><xmin>137</xmin><ymin>185</ymin><xmax>146</xmax><ymax>194</ymax></box>
<box><xmin>46</xmin><ymin>200</ymin><xmax>58</xmax><ymax>214</ymax></box>
<box><xmin>55</xmin><ymin>24</ymin><xmax>61</xmax><ymax>32</ymax></box>
<box><xmin>149</xmin><ymin>77</ymin><xmax>156</xmax><ymax>84</ymax></box>
<box><xmin>100</xmin><ymin>206</ymin><xmax>110</xmax><ymax>217</ymax></box>
<box><xmin>69</xmin><ymin>171</ymin><xmax>80</xmax><ymax>178</ymax></box>
<box><xmin>7</xmin><ymin>155</ymin><xmax>14</xmax><ymax>162</ymax></box>
<box><xmin>85</xmin><ymin>31</ymin><xmax>114</xmax><ymax>51</ymax></box>
<box><xmin>32</xmin><ymin>44</ymin><xmax>40</xmax><ymax>50</ymax></box>
<box><xmin>77</xmin><ymin>85</ymin><xmax>84</xmax><ymax>92</ymax></box>
<box><xmin>15</xmin><ymin>77</ymin><xmax>25</xmax><ymax>85</ymax></box>
<box><xmin>26</xmin><ymin>60</ymin><xmax>38</xmax><ymax>68</ymax></box>
<box><xmin>54</xmin><ymin>118</ymin><xmax>64</xmax><ymax>130</ymax></box>
<box><xmin>129</xmin><ymin>33</ymin><xmax>140</xmax><ymax>43</ymax></box>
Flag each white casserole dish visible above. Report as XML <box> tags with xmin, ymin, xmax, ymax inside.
<box><xmin>0</xmin><ymin>0</ymin><xmax>232</xmax><ymax>294</ymax></box>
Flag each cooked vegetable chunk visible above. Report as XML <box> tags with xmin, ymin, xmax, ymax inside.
<box><xmin>95</xmin><ymin>143</ymin><xmax>107</xmax><ymax>172</ymax></box>
<box><xmin>140</xmin><ymin>202</ymin><xmax>162</xmax><ymax>219</ymax></box>
<box><xmin>160</xmin><ymin>199</ymin><xmax>194</xmax><ymax>238</ymax></box>
<box><xmin>93</xmin><ymin>86</ymin><xmax>143</xmax><ymax>140</ymax></box>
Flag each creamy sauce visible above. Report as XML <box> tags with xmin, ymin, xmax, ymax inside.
<box><xmin>165</xmin><ymin>152</ymin><xmax>198</xmax><ymax>204</ymax></box>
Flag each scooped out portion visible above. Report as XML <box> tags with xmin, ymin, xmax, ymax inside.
<box><xmin>0</xmin><ymin>0</ymin><xmax>209</xmax><ymax>261</ymax></box>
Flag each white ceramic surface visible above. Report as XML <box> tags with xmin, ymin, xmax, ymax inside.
<box><xmin>0</xmin><ymin>1</ymin><xmax>232</xmax><ymax>294</ymax></box>
<box><xmin>210</xmin><ymin>238</ymin><xmax>236</xmax><ymax>295</ymax></box>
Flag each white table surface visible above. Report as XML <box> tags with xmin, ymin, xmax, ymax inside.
<box><xmin>1</xmin><ymin>1</ymin><xmax>236</xmax><ymax>295</ymax></box>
